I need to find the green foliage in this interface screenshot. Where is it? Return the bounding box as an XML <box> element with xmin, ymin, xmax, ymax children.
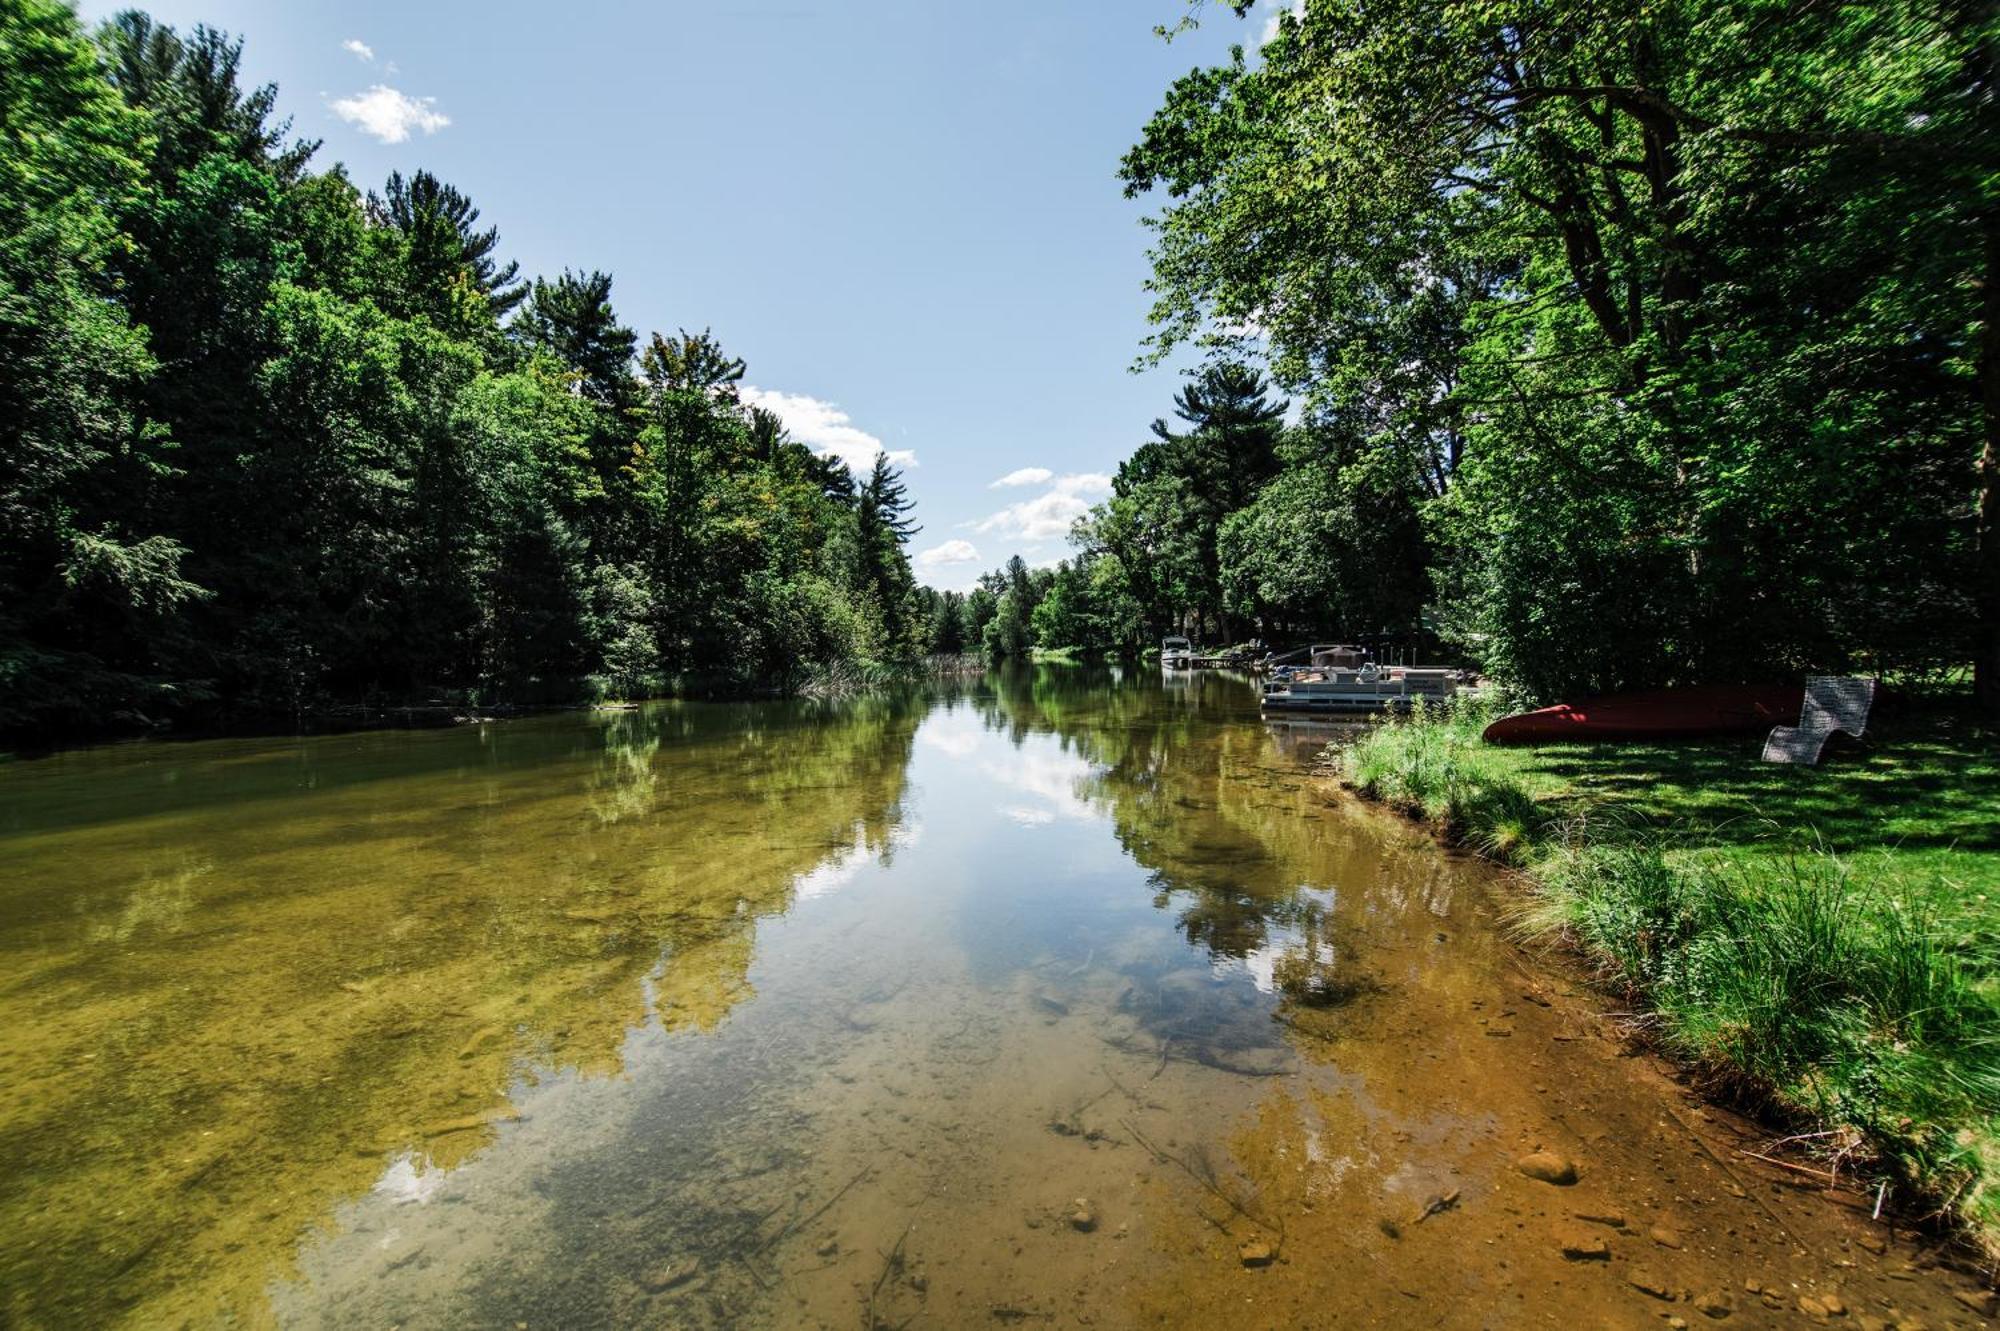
<box><xmin>1121</xmin><ymin>0</ymin><xmax>1991</xmax><ymax>700</ymax></box>
<box><xmin>1217</xmin><ymin>448</ymin><xmax>1428</xmax><ymax>642</ymax></box>
<box><xmin>1343</xmin><ymin>694</ymin><xmax>1546</xmax><ymax>858</ymax></box>
<box><xmin>0</xmin><ymin>0</ymin><xmax>194</xmax><ymax>732</ymax></box>
<box><xmin>0</xmin><ymin>5</ymin><xmax>918</xmax><ymax>737</ymax></box>
<box><xmin>1083</xmin><ymin>362</ymin><xmax>1286</xmax><ymax>645</ymax></box>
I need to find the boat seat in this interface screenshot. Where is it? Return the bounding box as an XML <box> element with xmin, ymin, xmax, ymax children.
<box><xmin>1761</xmin><ymin>676</ymin><xmax>1875</xmax><ymax>766</ymax></box>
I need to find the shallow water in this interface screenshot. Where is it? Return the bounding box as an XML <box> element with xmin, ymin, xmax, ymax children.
<box><xmin>0</xmin><ymin>667</ymin><xmax>1980</xmax><ymax>1328</ymax></box>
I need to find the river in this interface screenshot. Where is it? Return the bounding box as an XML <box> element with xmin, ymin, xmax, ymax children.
<box><xmin>0</xmin><ymin>667</ymin><xmax>1978</xmax><ymax>1327</ymax></box>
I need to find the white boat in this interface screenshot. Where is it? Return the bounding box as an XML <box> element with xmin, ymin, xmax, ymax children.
<box><xmin>1160</xmin><ymin>636</ymin><xmax>1193</xmax><ymax>670</ymax></box>
<box><xmin>1260</xmin><ymin>654</ymin><xmax>1456</xmax><ymax>714</ymax></box>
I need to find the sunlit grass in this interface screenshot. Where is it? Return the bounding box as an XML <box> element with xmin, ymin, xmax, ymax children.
<box><xmin>1338</xmin><ymin>690</ymin><xmax>2000</xmax><ymax>1249</ymax></box>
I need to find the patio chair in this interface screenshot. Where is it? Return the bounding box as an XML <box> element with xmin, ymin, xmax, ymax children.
<box><xmin>1762</xmin><ymin>675</ymin><xmax>1876</xmax><ymax>766</ymax></box>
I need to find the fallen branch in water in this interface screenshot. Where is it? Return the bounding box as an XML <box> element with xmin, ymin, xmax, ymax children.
<box><xmin>1121</xmin><ymin>1117</ymin><xmax>1281</xmax><ymax>1239</ymax></box>
<box><xmin>759</xmin><ymin>1166</ymin><xmax>872</xmax><ymax>1255</ymax></box>
<box><xmin>1737</xmin><ymin>1149</ymin><xmax>1843</xmax><ymax>1183</ymax></box>
<box><xmin>863</xmin><ymin>1224</ymin><xmax>912</xmax><ymax>1330</ymax></box>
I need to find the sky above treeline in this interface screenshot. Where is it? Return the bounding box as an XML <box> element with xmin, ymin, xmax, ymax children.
<box><xmin>77</xmin><ymin>0</ymin><xmax>1302</xmax><ymax>590</ymax></box>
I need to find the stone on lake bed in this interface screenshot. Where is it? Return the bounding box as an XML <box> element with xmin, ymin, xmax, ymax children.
<box><xmin>1649</xmin><ymin>1224</ymin><xmax>1683</xmax><ymax>1249</ymax></box>
<box><xmin>1627</xmin><ymin>1266</ymin><xmax>1674</xmax><ymax>1300</ymax></box>
<box><xmin>1955</xmin><ymin>1287</ymin><xmax>1999</xmax><ymax>1316</ymax></box>
<box><xmin>640</xmin><ymin>1257</ymin><xmax>701</xmax><ymax>1293</ymax></box>
<box><xmin>1554</xmin><ymin>1228</ymin><xmax>1609</xmax><ymax>1261</ymax></box>
<box><xmin>1069</xmin><ymin>1199</ymin><xmax>1096</xmax><ymax>1232</ymax></box>
<box><xmin>1516</xmin><ymin>1151</ymin><xmax>1578</xmax><ymax>1185</ymax></box>
<box><xmin>1692</xmin><ymin>1288</ymin><xmax>1733</xmax><ymax>1318</ymax></box>
<box><xmin>1238</xmin><ymin>1239</ymin><xmax>1275</xmax><ymax>1267</ymax></box>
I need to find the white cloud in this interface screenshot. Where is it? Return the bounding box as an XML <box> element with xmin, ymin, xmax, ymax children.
<box><xmin>342</xmin><ymin>38</ymin><xmax>375</xmax><ymax>62</ymax></box>
<box><xmin>972</xmin><ymin>473</ymin><xmax>1112</xmax><ymax>543</ymax></box>
<box><xmin>330</xmin><ymin>85</ymin><xmax>449</xmax><ymax>143</ymax></box>
<box><xmin>739</xmin><ymin>385</ymin><xmax>914</xmax><ymax>476</ymax></box>
<box><xmin>914</xmin><ymin>539</ymin><xmax>979</xmax><ymax>572</ymax></box>
<box><xmin>918</xmin><ymin>719</ymin><xmax>981</xmax><ymax>759</ymax></box>
<box><xmin>1259</xmin><ymin>0</ymin><xmax>1306</xmax><ymax>45</ymax></box>
<box><xmin>980</xmin><ymin>748</ymin><xmax>1102</xmax><ymax>824</ymax></box>
<box><xmin>990</xmin><ymin>466</ymin><xmax>1053</xmax><ymax>489</ymax></box>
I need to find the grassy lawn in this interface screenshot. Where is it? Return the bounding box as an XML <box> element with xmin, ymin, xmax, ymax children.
<box><xmin>1485</xmin><ymin>704</ymin><xmax>2000</xmax><ymax>927</ymax></box>
<box><xmin>1340</xmin><ymin>690</ymin><xmax>2000</xmax><ymax>1248</ymax></box>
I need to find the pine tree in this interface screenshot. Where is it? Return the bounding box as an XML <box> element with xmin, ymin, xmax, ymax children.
<box><xmin>513</xmin><ymin>270</ymin><xmax>637</xmax><ymax>406</ymax></box>
<box><xmin>369</xmin><ymin>170</ymin><xmax>525</xmax><ymax>323</ymax></box>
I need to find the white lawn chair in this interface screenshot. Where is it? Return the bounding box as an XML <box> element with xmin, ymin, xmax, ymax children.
<box><xmin>1762</xmin><ymin>676</ymin><xmax>1876</xmax><ymax>766</ymax></box>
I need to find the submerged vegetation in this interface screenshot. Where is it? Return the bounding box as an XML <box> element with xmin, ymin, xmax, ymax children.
<box><xmin>1342</xmin><ymin>696</ymin><xmax>2000</xmax><ymax>1246</ymax></box>
<box><xmin>0</xmin><ymin>1</ymin><xmax>931</xmax><ymax>742</ymax></box>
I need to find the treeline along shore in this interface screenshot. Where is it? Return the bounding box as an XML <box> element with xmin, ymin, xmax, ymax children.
<box><xmin>2</xmin><ymin>2</ymin><xmax>943</xmax><ymax>744</ymax></box>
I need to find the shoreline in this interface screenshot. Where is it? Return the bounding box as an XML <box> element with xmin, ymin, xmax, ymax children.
<box><xmin>0</xmin><ymin>656</ymin><xmax>990</xmax><ymax>761</ymax></box>
<box><xmin>1325</xmin><ymin>695</ymin><xmax>2000</xmax><ymax>1268</ymax></box>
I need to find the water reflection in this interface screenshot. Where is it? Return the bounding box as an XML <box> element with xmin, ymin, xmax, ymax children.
<box><xmin>0</xmin><ymin>695</ymin><xmax>918</xmax><ymax>1328</ymax></box>
<box><xmin>2</xmin><ymin>666</ymin><xmax>1481</xmax><ymax>1329</ymax></box>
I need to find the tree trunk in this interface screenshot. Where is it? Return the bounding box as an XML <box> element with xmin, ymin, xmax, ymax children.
<box><xmin>1978</xmin><ymin>208</ymin><xmax>2000</xmax><ymax>718</ymax></box>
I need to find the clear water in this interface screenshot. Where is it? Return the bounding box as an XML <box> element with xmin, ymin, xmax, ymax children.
<box><xmin>0</xmin><ymin>666</ymin><xmax>1958</xmax><ymax>1328</ymax></box>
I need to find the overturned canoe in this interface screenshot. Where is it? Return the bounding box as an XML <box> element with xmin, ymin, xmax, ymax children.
<box><xmin>1482</xmin><ymin>683</ymin><xmax>1805</xmax><ymax>745</ymax></box>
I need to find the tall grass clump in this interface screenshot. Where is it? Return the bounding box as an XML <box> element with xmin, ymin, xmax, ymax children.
<box><xmin>800</xmin><ymin>653</ymin><xmax>985</xmax><ymax>697</ymax></box>
<box><xmin>1340</xmin><ymin>693</ymin><xmax>1547</xmax><ymax>859</ymax></box>
<box><xmin>1525</xmin><ymin>837</ymin><xmax>2000</xmax><ymax>1235</ymax></box>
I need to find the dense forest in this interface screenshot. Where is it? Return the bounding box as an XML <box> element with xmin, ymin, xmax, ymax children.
<box><xmin>969</xmin><ymin>1</ymin><xmax>1994</xmax><ymax>710</ymax></box>
<box><xmin>0</xmin><ymin>1</ymin><xmax>926</xmax><ymax>739</ymax></box>
<box><xmin>8</xmin><ymin>0</ymin><xmax>1994</xmax><ymax>737</ymax></box>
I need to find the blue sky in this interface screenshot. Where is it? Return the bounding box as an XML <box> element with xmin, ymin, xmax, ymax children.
<box><xmin>79</xmin><ymin>0</ymin><xmax>1295</xmax><ymax>589</ymax></box>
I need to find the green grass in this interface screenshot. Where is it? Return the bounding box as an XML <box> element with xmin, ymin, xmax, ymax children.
<box><xmin>1341</xmin><ymin>690</ymin><xmax>2000</xmax><ymax>1248</ymax></box>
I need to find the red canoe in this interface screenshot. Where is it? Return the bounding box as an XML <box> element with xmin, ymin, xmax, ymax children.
<box><xmin>1482</xmin><ymin>684</ymin><xmax>1805</xmax><ymax>745</ymax></box>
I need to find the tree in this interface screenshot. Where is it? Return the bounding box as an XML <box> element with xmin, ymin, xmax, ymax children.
<box><xmin>512</xmin><ymin>269</ymin><xmax>637</xmax><ymax>407</ymax></box>
<box><xmin>95</xmin><ymin>10</ymin><xmax>315</xmax><ymax>182</ymax></box>
<box><xmin>641</xmin><ymin>327</ymin><xmax>745</xmax><ymax>400</ymax></box>
<box><xmin>928</xmin><ymin>589</ymin><xmax>967</xmax><ymax>654</ymax></box>
<box><xmin>1086</xmin><ymin>363</ymin><xmax>1286</xmax><ymax>644</ymax></box>
<box><xmin>1124</xmin><ymin>1</ymin><xmax>1988</xmax><ymax>700</ymax></box>
<box><xmin>0</xmin><ymin>0</ymin><xmax>203</xmax><ymax>731</ymax></box>
<box><xmin>369</xmin><ymin>169</ymin><xmax>525</xmax><ymax>327</ymax></box>
<box><xmin>857</xmin><ymin>454</ymin><xmax>920</xmax><ymax>646</ymax></box>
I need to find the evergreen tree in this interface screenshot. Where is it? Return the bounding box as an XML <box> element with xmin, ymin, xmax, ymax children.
<box><xmin>369</xmin><ymin>169</ymin><xmax>525</xmax><ymax>326</ymax></box>
<box><xmin>857</xmin><ymin>454</ymin><xmax>920</xmax><ymax>645</ymax></box>
<box><xmin>512</xmin><ymin>269</ymin><xmax>637</xmax><ymax>406</ymax></box>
